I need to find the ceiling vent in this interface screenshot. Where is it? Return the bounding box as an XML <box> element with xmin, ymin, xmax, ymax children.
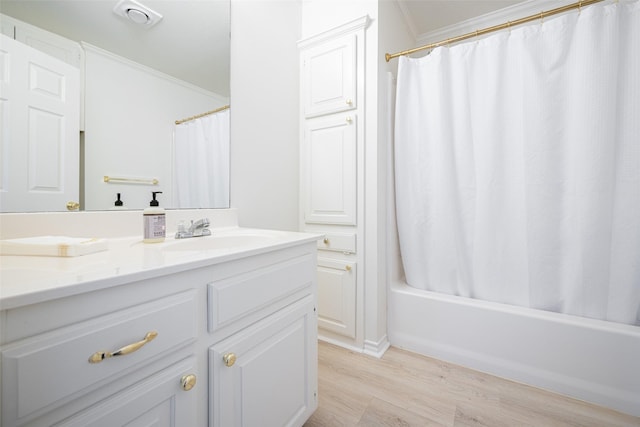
<box><xmin>113</xmin><ymin>0</ymin><xmax>163</xmax><ymax>28</ymax></box>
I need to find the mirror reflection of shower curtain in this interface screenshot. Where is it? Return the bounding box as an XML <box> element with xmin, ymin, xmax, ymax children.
<box><xmin>173</xmin><ymin>108</ymin><xmax>230</xmax><ymax>208</ymax></box>
<box><xmin>394</xmin><ymin>1</ymin><xmax>640</xmax><ymax>325</ymax></box>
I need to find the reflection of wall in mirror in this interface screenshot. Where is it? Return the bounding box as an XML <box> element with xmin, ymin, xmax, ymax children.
<box><xmin>83</xmin><ymin>44</ymin><xmax>228</xmax><ymax>211</ymax></box>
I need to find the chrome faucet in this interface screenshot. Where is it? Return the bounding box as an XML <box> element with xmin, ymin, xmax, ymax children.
<box><xmin>175</xmin><ymin>218</ymin><xmax>211</xmax><ymax>239</ymax></box>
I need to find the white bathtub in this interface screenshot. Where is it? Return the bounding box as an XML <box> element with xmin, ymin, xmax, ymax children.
<box><xmin>383</xmin><ymin>70</ymin><xmax>640</xmax><ymax>418</ymax></box>
<box><xmin>388</xmin><ymin>279</ymin><xmax>640</xmax><ymax>417</ymax></box>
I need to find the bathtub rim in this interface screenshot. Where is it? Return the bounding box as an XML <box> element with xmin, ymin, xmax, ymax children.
<box><xmin>390</xmin><ymin>280</ymin><xmax>640</xmax><ymax>335</ymax></box>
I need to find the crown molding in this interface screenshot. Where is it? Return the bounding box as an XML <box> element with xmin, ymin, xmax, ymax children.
<box><xmin>415</xmin><ymin>0</ymin><xmax>579</xmax><ymax>46</ymax></box>
<box><xmin>298</xmin><ymin>15</ymin><xmax>371</xmax><ymax>49</ymax></box>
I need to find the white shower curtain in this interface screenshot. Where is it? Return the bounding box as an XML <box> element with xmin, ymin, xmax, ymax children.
<box><xmin>394</xmin><ymin>1</ymin><xmax>640</xmax><ymax>325</ymax></box>
<box><xmin>174</xmin><ymin>108</ymin><xmax>230</xmax><ymax>208</ymax></box>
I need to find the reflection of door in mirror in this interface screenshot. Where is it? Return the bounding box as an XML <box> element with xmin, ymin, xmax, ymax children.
<box><xmin>0</xmin><ymin>34</ymin><xmax>80</xmax><ymax>212</ymax></box>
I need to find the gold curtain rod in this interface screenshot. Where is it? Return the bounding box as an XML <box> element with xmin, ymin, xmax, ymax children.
<box><xmin>175</xmin><ymin>104</ymin><xmax>230</xmax><ymax>125</ymax></box>
<box><xmin>385</xmin><ymin>0</ymin><xmax>605</xmax><ymax>62</ymax></box>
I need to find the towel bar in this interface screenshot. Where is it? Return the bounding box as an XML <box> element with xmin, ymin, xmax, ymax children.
<box><xmin>103</xmin><ymin>176</ymin><xmax>159</xmax><ymax>185</ymax></box>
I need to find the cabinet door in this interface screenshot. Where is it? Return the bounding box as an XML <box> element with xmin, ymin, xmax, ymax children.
<box><xmin>209</xmin><ymin>297</ymin><xmax>317</xmax><ymax>427</ymax></box>
<box><xmin>302</xmin><ymin>34</ymin><xmax>356</xmax><ymax>118</ymax></box>
<box><xmin>317</xmin><ymin>257</ymin><xmax>356</xmax><ymax>339</ymax></box>
<box><xmin>303</xmin><ymin>113</ymin><xmax>357</xmax><ymax>225</ymax></box>
<box><xmin>56</xmin><ymin>356</ymin><xmax>197</xmax><ymax>427</ymax></box>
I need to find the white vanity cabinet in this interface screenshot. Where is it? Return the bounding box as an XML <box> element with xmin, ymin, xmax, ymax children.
<box><xmin>1</xmin><ymin>277</ymin><xmax>199</xmax><ymax>427</ymax></box>
<box><xmin>0</xmin><ymin>235</ymin><xmax>318</xmax><ymax>427</ymax></box>
<box><xmin>206</xmin><ymin>247</ymin><xmax>318</xmax><ymax>427</ymax></box>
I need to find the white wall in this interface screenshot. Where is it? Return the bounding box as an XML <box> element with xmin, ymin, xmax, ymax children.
<box><xmin>83</xmin><ymin>45</ymin><xmax>227</xmax><ymax>211</ymax></box>
<box><xmin>229</xmin><ymin>0</ymin><xmax>302</xmax><ymax>231</ymax></box>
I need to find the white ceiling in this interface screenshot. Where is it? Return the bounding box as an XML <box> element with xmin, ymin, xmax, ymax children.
<box><xmin>0</xmin><ymin>0</ymin><xmax>230</xmax><ymax>96</ymax></box>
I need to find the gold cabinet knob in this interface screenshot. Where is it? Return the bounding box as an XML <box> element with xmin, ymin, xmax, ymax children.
<box><xmin>66</xmin><ymin>201</ymin><xmax>80</xmax><ymax>211</ymax></box>
<box><xmin>346</xmin><ymin>116</ymin><xmax>353</xmax><ymax>123</ymax></box>
<box><xmin>323</xmin><ymin>237</ymin><xmax>330</xmax><ymax>245</ymax></box>
<box><xmin>345</xmin><ymin>265</ymin><xmax>352</xmax><ymax>272</ymax></box>
<box><xmin>346</xmin><ymin>99</ymin><xmax>353</xmax><ymax>105</ymax></box>
<box><xmin>181</xmin><ymin>374</ymin><xmax>197</xmax><ymax>391</ymax></box>
<box><xmin>223</xmin><ymin>352</ymin><xmax>236</xmax><ymax>367</ymax></box>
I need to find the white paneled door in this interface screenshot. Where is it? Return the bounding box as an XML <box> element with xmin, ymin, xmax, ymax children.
<box><xmin>303</xmin><ymin>113</ymin><xmax>357</xmax><ymax>225</ymax></box>
<box><xmin>301</xmin><ymin>33</ymin><xmax>356</xmax><ymax>118</ymax></box>
<box><xmin>0</xmin><ymin>34</ymin><xmax>79</xmax><ymax>212</ymax></box>
<box><xmin>317</xmin><ymin>257</ymin><xmax>356</xmax><ymax>338</ymax></box>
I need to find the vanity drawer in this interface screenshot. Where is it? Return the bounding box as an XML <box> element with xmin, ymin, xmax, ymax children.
<box><xmin>1</xmin><ymin>290</ymin><xmax>197</xmax><ymax>423</ymax></box>
<box><xmin>316</xmin><ymin>232</ymin><xmax>356</xmax><ymax>254</ymax></box>
<box><xmin>208</xmin><ymin>254</ymin><xmax>315</xmax><ymax>334</ymax></box>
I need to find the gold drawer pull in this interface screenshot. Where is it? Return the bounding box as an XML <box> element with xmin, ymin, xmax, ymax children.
<box><xmin>346</xmin><ymin>116</ymin><xmax>353</xmax><ymax>123</ymax></box>
<box><xmin>88</xmin><ymin>331</ymin><xmax>158</xmax><ymax>364</ymax></box>
<box><xmin>346</xmin><ymin>99</ymin><xmax>353</xmax><ymax>105</ymax></box>
<box><xmin>345</xmin><ymin>265</ymin><xmax>352</xmax><ymax>272</ymax></box>
<box><xmin>323</xmin><ymin>237</ymin><xmax>330</xmax><ymax>245</ymax></box>
<box><xmin>223</xmin><ymin>352</ymin><xmax>237</xmax><ymax>367</ymax></box>
<box><xmin>181</xmin><ymin>374</ymin><xmax>197</xmax><ymax>391</ymax></box>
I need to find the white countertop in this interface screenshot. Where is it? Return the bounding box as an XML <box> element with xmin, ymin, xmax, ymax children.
<box><xmin>0</xmin><ymin>227</ymin><xmax>320</xmax><ymax>310</ymax></box>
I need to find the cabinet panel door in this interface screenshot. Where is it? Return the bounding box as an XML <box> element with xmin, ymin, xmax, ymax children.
<box><xmin>317</xmin><ymin>257</ymin><xmax>356</xmax><ymax>338</ymax></box>
<box><xmin>302</xmin><ymin>34</ymin><xmax>356</xmax><ymax>118</ymax></box>
<box><xmin>55</xmin><ymin>357</ymin><xmax>197</xmax><ymax>427</ymax></box>
<box><xmin>303</xmin><ymin>114</ymin><xmax>356</xmax><ymax>225</ymax></box>
<box><xmin>210</xmin><ymin>297</ymin><xmax>317</xmax><ymax>427</ymax></box>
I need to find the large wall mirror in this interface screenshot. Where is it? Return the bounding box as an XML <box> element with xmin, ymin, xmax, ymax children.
<box><xmin>0</xmin><ymin>0</ymin><xmax>230</xmax><ymax>212</ymax></box>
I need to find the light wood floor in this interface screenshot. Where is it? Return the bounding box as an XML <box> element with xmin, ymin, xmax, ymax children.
<box><xmin>305</xmin><ymin>341</ymin><xmax>640</xmax><ymax>427</ymax></box>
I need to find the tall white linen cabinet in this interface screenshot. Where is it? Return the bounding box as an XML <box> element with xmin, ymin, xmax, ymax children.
<box><xmin>299</xmin><ymin>16</ymin><xmax>387</xmax><ymax>354</ymax></box>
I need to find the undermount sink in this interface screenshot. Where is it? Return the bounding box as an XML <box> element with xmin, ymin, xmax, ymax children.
<box><xmin>161</xmin><ymin>233</ymin><xmax>279</xmax><ymax>252</ymax></box>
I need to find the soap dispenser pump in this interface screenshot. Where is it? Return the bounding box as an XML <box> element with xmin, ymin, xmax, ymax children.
<box><xmin>143</xmin><ymin>191</ymin><xmax>165</xmax><ymax>243</ymax></box>
<box><xmin>112</xmin><ymin>193</ymin><xmax>124</xmax><ymax>209</ymax></box>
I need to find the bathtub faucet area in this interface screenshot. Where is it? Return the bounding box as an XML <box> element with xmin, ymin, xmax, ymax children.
<box><xmin>175</xmin><ymin>218</ymin><xmax>211</xmax><ymax>239</ymax></box>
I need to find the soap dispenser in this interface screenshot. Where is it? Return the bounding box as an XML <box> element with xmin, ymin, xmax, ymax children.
<box><xmin>143</xmin><ymin>191</ymin><xmax>165</xmax><ymax>243</ymax></box>
<box><xmin>112</xmin><ymin>193</ymin><xmax>124</xmax><ymax>210</ymax></box>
